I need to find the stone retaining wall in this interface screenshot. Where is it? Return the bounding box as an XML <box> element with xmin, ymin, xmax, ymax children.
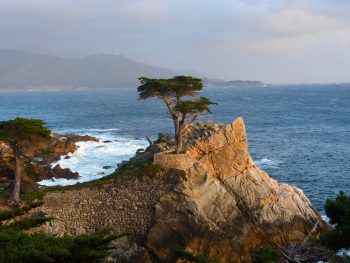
<box><xmin>154</xmin><ymin>152</ymin><xmax>195</xmax><ymax>171</ymax></box>
<box><xmin>31</xmin><ymin>174</ymin><xmax>179</xmax><ymax>241</ymax></box>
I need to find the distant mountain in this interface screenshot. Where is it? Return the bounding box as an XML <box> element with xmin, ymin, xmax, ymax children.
<box><xmin>0</xmin><ymin>50</ymin><xmax>201</xmax><ymax>91</ymax></box>
<box><xmin>203</xmin><ymin>78</ymin><xmax>266</xmax><ymax>87</ymax></box>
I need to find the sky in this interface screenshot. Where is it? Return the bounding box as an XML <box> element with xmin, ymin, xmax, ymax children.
<box><xmin>0</xmin><ymin>0</ymin><xmax>350</xmax><ymax>83</ymax></box>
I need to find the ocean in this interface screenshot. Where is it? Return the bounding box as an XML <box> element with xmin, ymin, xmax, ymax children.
<box><xmin>1</xmin><ymin>84</ymin><xmax>349</xmax><ymax>210</ymax></box>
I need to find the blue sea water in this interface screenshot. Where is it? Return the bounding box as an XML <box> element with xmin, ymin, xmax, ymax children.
<box><xmin>1</xmin><ymin>84</ymin><xmax>349</xmax><ymax>210</ymax></box>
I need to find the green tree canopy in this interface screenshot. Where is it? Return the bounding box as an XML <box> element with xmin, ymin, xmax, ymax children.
<box><xmin>138</xmin><ymin>76</ymin><xmax>216</xmax><ymax>153</ymax></box>
<box><xmin>321</xmin><ymin>191</ymin><xmax>350</xmax><ymax>250</ymax></box>
<box><xmin>138</xmin><ymin>76</ymin><xmax>202</xmax><ymax>100</ymax></box>
<box><xmin>0</xmin><ymin>117</ymin><xmax>51</xmax><ymax>204</ymax></box>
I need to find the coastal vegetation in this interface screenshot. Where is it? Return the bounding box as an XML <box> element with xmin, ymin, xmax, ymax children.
<box><xmin>251</xmin><ymin>246</ymin><xmax>281</xmax><ymax>263</ymax></box>
<box><xmin>137</xmin><ymin>76</ymin><xmax>216</xmax><ymax>153</ymax></box>
<box><xmin>0</xmin><ymin>118</ymin><xmax>51</xmax><ymax>204</ymax></box>
<box><xmin>321</xmin><ymin>191</ymin><xmax>350</xmax><ymax>250</ymax></box>
<box><xmin>0</xmin><ymin>224</ymin><xmax>121</xmax><ymax>262</ymax></box>
<box><xmin>0</xmin><ymin>114</ymin><xmax>349</xmax><ymax>262</ymax></box>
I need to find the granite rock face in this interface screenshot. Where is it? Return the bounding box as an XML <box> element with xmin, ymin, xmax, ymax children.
<box><xmin>25</xmin><ymin>118</ymin><xmax>328</xmax><ymax>262</ymax></box>
<box><xmin>148</xmin><ymin>117</ymin><xmax>328</xmax><ymax>262</ymax></box>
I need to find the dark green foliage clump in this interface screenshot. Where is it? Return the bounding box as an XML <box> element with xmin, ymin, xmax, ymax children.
<box><xmin>0</xmin><ymin>216</ymin><xmax>52</xmax><ymax>231</ymax></box>
<box><xmin>251</xmin><ymin>246</ymin><xmax>281</xmax><ymax>263</ymax></box>
<box><xmin>138</xmin><ymin>163</ymin><xmax>163</xmax><ymax>178</ymax></box>
<box><xmin>0</xmin><ymin>118</ymin><xmax>51</xmax><ymax>145</ymax></box>
<box><xmin>325</xmin><ymin>191</ymin><xmax>350</xmax><ymax>225</ymax></box>
<box><xmin>0</xmin><ymin>185</ymin><xmax>123</xmax><ymax>262</ymax></box>
<box><xmin>0</xmin><ymin>205</ymin><xmax>120</xmax><ymax>263</ymax></box>
<box><xmin>175</xmin><ymin>249</ymin><xmax>218</xmax><ymax>263</ymax></box>
<box><xmin>0</xmin><ymin>117</ymin><xmax>52</xmax><ymax>204</ymax></box>
<box><xmin>321</xmin><ymin>191</ymin><xmax>350</xmax><ymax>250</ymax></box>
<box><xmin>138</xmin><ymin>76</ymin><xmax>216</xmax><ymax>154</ymax></box>
<box><xmin>0</xmin><ymin>201</ymin><xmax>44</xmax><ymax>221</ymax></box>
<box><xmin>115</xmin><ymin>158</ymin><xmax>164</xmax><ymax>179</ymax></box>
<box><xmin>0</xmin><ymin>227</ymin><xmax>120</xmax><ymax>263</ymax></box>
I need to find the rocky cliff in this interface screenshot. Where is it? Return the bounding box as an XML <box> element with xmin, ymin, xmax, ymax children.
<box><xmin>148</xmin><ymin>117</ymin><xmax>328</xmax><ymax>262</ymax></box>
<box><xmin>27</xmin><ymin>118</ymin><xmax>328</xmax><ymax>262</ymax></box>
<box><xmin>0</xmin><ymin>133</ymin><xmax>97</xmax><ymax>195</ymax></box>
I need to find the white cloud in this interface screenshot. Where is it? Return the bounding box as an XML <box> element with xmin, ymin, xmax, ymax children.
<box><xmin>0</xmin><ymin>0</ymin><xmax>350</xmax><ymax>82</ymax></box>
<box><xmin>260</xmin><ymin>9</ymin><xmax>338</xmax><ymax>35</ymax></box>
<box><xmin>238</xmin><ymin>8</ymin><xmax>350</xmax><ymax>55</ymax></box>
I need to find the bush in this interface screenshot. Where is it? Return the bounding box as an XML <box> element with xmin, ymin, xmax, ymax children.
<box><xmin>0</xmin><ymin>202</ymin><xmax>124</xmax><ymax>262</ymax></box>
<box><xmin>139</xmin><ymin>163</ymin><xmax>163</xmax><ymax>178</ymax></box>
<box><xmin>0</xmin><ymin>226</ymin><xmax>121</xmax><ymax>263</ymax></box>
<box><xmin>0</xmin><ymin>201</ymin><xmax>44</xmax><ymax>221</ymax></box>
<box><xmin>251</xmin><ymin>246</ymin><xmax>281</xmax><ymax>263</ymax></box>
<box><xmin>175</xmin><ymin>249</ymin><xmax>218</xmax><ymax>263</ymax></box>
<box><xmin>325</xmin><ymin>191</ymin><xmax>350</xmax><ymax>225</ymax></box>
<box><xmin>0</xmin><ymin>216</ymin><xmax>51</xmax><ymax>231</ymax></box>
<box><xmin>321</xmin><ymin>191</ymin><xmax>350</xmax><ymax>250</ymax></box>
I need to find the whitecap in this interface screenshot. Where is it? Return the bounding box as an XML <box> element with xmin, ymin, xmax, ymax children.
<box><xmin>38</xmin><ymin>135</ymin><xmax>149</xmax><ymax>186</ymax></box>
<box><xmin>254</xmin><ymin>157</ymin><xmax>282</xmax><ymax>168</ymax></box>
<box><xmin>337</xmin><ymin>248</ymin><xmax>350</xmax><ymax>257</ymax></box>
<box><xmin>86</xmin><ymin>128</ymin><xmax>121</xmax><ymax>132</ymax></box>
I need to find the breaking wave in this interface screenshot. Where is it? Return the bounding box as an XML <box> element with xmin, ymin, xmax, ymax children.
<box><xmin>38</xmin><ymin>132</ymin><xmax>148</xmax><ymax>186</ymax></box>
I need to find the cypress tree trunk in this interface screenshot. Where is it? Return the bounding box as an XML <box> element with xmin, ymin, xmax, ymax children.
<box><xmin>174</xmin><ymin>119</ymin><xmax>180</xmax><ymax>154</ymax></box>
<box><xmin>177</xmin><ymin>132</ymin><xmax>183</xmax><ymax>154</ymax></box>
<box><xmin>175</xmin><ymin>125</ymin><xmax>183</xmax><ymax>154</ymax></box>
<box><xmin>10</xmin><ymin>154</ymin><xmax>22</xmax><ymax>205</ymax></box>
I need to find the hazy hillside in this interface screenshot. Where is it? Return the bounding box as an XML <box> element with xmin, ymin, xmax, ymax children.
<box><xmin>0</xmin><ymin>50</ymin><xmax>200</xmax><ymax>90</ymax></box>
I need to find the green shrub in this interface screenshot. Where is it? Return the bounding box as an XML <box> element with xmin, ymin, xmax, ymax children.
<box><xmin>325</xmin><ymin>191</ymin><xmax>350</xmax><ymax>225</ymax></box>
<box><xmin>0</xmin><ymin>216</ymin><xmax>51</xmax><ymax>231</ymax></box>
<box><xmin>139</xmin><ymin>163</ymin><xmax>163</xmax><ymax>178</ymax></box>
<box><xmin>251</xmin><ymin>246</ymin><xmax>281</xmax><ymax>263</ymax></box>
<box><xmin>321</xmin><ymin>191</ymin><xmax>350</xmax><ymax>250</ymax></box>
<box><xmin>116</xmin><ymin>159</ymin><xmax>164</xmax><ymax>179</ymax></box>
<box><xmin>175</xmin><ymin>249</ymin><xmax>218</xmax><ymax>263</ymax></box>
<box><xmin>0</xmin><ymin>201</ymin><xmax>44</xmax><ymax>221</ymax></box>
<box><xmin>0</xmin><ymin>226</ymin><xmax>121</xmax><ymax>263</ymax></box>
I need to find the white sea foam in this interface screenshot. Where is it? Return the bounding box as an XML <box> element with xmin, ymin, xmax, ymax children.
<box><xmin>254</xmin><ymin>157</ymin><xmax>282</xmax><ymax>168</ymax></box>
<box><xmin>55</xmin><ymin>128</ymin><xmax>121</xmax><ymax>134</ymax></box>
<box><xmin>38</xmin><ymin>133</ymin><xmax>148</xmax><ymax>186</ymax></box>
<box><xmin>86</xmin><ymin>128</ymin><xmax>121</xmax><ymax>132</ymax></box>
<box><xmin>337</xmin><ymin>248</ymin><xmax>350</xmax><ymax>257</ymax></box>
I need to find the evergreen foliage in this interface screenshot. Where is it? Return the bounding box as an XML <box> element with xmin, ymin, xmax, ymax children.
<box><xmin>0</xmin><ymin>118</ymin><xmax>51</xmax><ymax>146</ymax></box>
<box><xmin>251</xmin><ymin>246</ymin><xmax>281</xmax><ymax>263</ymax></box>
<box><xmin>0</xmin><ymin>227</ymin><xmax>120</xmax><ymax>263</ymax></box>
<box><xmin>175</xmin><ymin>249</ymin><xmax>218</xmax><ymax>263</ymax></box>
<box><xmin>321</xmin><ymin>191</ymin><xmax>350</xmax><ymax>250</ymax></box>
<box><xmin>138</xmin><ymin>76</ymin><xmax>216</xmax><ymax>153</ymax></box>
<box><xmin>0</xmin><ymin>117</ymin><xmax>51</xmax><ymax>204</ymax></box>
<box><xmin>0</xmin><ymin>201</ymin><xmax>44</xmax><ymax>221</ymax></box>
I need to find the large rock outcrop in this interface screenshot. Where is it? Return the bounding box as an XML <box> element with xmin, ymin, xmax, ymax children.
<box><xmin>147</xmin><ymin>117</ymin><xmax>328</xmax><ymax>262</ymax></box>
<box><xmin>26</xmin><ymin>118</ymin><xmax>328</xmax><ymax>262</ymax></box>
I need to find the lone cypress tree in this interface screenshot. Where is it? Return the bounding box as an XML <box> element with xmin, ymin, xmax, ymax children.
<box><xmin>138</xmin><ymin>76</ymin><xmax>216</xmax><ymax>153</ymax></box>
<box><xmin>0</xmin><ymin>118</ymin><xmax>51</xmax><ymax>204</ymax></box>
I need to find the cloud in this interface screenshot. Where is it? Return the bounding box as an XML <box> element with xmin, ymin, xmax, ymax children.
<box><xmin>0</xmin><ymin>0</ymin><xmax>350</xmax><ymax>83</ymax></box>
<box><xmin>243</xmin><ymin>9</ymin><xmax>350</xmax><ymax>54</ymax></box>
<box><xmin>259</xmin><ymin>9</ymin><xmax>338</xmax><ymax>35</ymax></box>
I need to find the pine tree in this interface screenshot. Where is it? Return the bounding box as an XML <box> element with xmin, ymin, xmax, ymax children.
<box><xmin>0</xmin><ymin>118</ymin><xmax>51</xmax><ymax>204</ymax></box>
<box><xmin>138</xmin><ymin>76</ymin><xmax>216</xmax><ymax>153</ymax></box>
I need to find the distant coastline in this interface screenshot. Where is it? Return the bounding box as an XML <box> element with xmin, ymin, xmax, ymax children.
<box><xmin>203</xmin><ymin>78</ymin><xmax>267</xmax><ymax>87</ymax></box>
